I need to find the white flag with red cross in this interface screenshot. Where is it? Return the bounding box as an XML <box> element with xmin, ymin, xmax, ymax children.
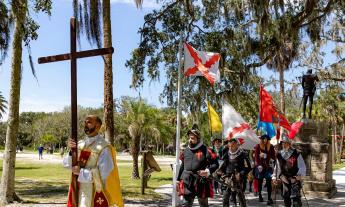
<box><xmin>222</xmin><ymin>101</ymin><xmax>260</xmax><ymax>150</ymax></box>
<box><xmin>183</xmin><ymin>43</ymin><xmax>220</xmax><ymax>86</ymax></box>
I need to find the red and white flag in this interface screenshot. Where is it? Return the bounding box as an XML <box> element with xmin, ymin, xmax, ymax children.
<box><xmin>222</xmin><ymin>101</ymin><xmax>260</xmax><ymax>150</ymax></box>
<box><xmin>184</xmin><ymin>43</ymin><xmax>220</xmax><ymax>86</ymax></box>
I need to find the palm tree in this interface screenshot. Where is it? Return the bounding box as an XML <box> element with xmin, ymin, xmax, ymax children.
<box><xmin>72</xmin><ymin>0</ymin><xmax>144</xmax><ymax>145</ymax></box>
<box><xmin>0</xmin><ymin>0</ymin><xmax>52</xmax><ymax>204</ymax></box>
<box><xmin>0</xmin><ymin>92</ymin><xmax>7</xmax><ymax>120</ymax></box>
<box><xmin>121</xmin><ymin>98</ymin><xmax>162</xmax><ymax>179</ymax></box>
<box><xmin>266</xmin><ymin>38</ymin><xmax>297</xmax><ymax>113</ymax></box>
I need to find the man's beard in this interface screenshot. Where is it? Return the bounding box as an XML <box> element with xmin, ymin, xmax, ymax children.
<box><xmin>84</xmin><ymin>126</ymin><xmax>96</xmax><ymax>135</ymax></box>
<box><xmin>189</xmin><ymin>139</ymin><xmax>198</xmax><ymax>148</ymax></box>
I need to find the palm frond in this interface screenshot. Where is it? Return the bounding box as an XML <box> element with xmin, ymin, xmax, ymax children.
<box><xmin>73</xmin><ymin>0</ymin><xmax>102</xmax><ymax>48</ymax></box>
<box><xmin>0</xmin><ymin>91</ymin><xmax>7</xmax><ymax>119</ymax></box>
<box><xmin>0</xmin><ymin>1</ymin><xmax>11</xmax><ymax>65</ymax></box>
<box><xmin>134</xmin><ymin>0</ymin><xmax>143</xmax><ymax>9</ymax></box>
<box><xmin>128</xmin><ymin>123</ymin><xmax>140</xmax><ymax>139</ymax></box>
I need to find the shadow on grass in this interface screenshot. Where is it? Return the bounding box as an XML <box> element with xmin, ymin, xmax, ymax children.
<box><xmin>122</xmin><ymin>186</ymin><xmax>164</xmax><ymax>201</ymax></box>
<box><xmin>0</xmin><ymin>166</ymin><xmax>41</xmax><ymax>171</ymax></box>
<box><xmin>15</xmin><ymin>180</ymin><xmax>68</xmax><ymax>203</ymax></box>
<box><xmin>151</xmin><ymin>177</ymin><xmax>172</xmax><ymax>182</ymax></box>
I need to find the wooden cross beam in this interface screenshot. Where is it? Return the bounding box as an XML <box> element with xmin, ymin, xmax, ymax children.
<box><xmin>37</xmin><ymin>17</ymin><xmax>114</xmax><ymax>207</ymax></box>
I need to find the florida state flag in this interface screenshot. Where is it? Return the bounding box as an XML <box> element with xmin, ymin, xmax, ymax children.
<box><xmin>184</xmin><ymin>43</ymin><xmax>220</xmax><ymax>86</ymax></box>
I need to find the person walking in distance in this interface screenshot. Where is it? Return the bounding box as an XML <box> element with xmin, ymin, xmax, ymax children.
<box><xmin>38</xmin><ymin>144</ymin><xmax>44</xmax><ymax>160</ymax></box>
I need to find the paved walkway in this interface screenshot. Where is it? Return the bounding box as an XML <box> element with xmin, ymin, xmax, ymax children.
<box><xmin>147</xmin><ymin>167</ymin><xmax>345</xmax><ymax>207</ymax></box>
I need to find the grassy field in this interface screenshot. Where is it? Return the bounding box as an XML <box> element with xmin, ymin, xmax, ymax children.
<box><xmin>333</xmin><ymin>162</ymin><xmax>345</xmax><ymax>171</ymax></box>
<box><xmin>0</xmin><ymin>159</ymin><xmax>172</xmax><ymax>204</ymax></box>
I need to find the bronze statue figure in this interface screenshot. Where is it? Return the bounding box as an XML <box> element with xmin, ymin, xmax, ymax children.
<box><xmin>302</xmin><ymin>69</ymin><xmax>319</xmax><ymax>119</ymax></box>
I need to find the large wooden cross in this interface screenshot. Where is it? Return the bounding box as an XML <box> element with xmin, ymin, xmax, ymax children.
<box><xmin>37</xmin><ymin>17</ymin><xmax>114</xmax><ymax>207</ymax></box>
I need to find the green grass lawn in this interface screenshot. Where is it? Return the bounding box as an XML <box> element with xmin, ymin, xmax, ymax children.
<box><xmin>0</xmin><ymin>160</ymin><xmax>172</xmax><ymax>203</ymax></box>
<box><xmin>333</xmin><ymin>162</ymin><xmax>345</xmax><ymax>171</ymax></box>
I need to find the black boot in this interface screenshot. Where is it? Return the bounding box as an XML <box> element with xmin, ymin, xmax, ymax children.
<box><xmin>259</xmin><ymin>193</ymin><xmax>264</xmax><ymax>202</ymax></box>
<box><xmin>267</xmin><ymin>198</ymin><xmax>273</xmax><ymax>205</ymax></box>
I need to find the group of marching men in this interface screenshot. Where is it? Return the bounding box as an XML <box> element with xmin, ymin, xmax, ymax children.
<box><xmin>176</xmin><ymin>125</ymin><xmax>306</xmax><ymax>207</ymax></box>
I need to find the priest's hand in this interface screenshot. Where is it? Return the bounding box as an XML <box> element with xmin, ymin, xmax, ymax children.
<box><xmin>296</xmin><ymin>175</ymin><xmax>302</xmax><ymax>181</ymax></box>
<box><xmin>68</xmin><ymin>138</ymin><xmax>77</xmax><ymax>149</ymax></box>
<box><xmin>72</xmin><ymin>165</ymin><xmax>80</xmax><ymax>175</ymax></box>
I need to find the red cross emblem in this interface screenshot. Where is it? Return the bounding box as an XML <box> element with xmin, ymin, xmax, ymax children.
<box><xmin>184</xmin><ymin>43</ymin><xmax>220</xmax><ymax>86</ymax></box>
<box><xmin>288</xmin><ymin>157</ymin><xmax>296</xmax><ymax>166</ymax></box>
<box><xmin>195</xmin><ymin>150</ymin><xmax>203</xmax><ymax>160</ymax></box>
<box><xmin>227</xmin><ymin>123</ymin><xmax>250</xmax><ymax>139</ymax></box>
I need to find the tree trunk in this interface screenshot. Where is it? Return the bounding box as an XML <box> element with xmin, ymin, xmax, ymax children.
<box><xmin>139</xmin><ymin>134</ymin><xmax>142</xmax><ymax>152</ymax></box>
<box><xmin>172</xmin><ymin>132</ymin><xmax>176</xmax><ymax>156</ymax></box>
<box><xmin>103</xmin><ymin>0</ymin><xmax>114</xmax><ymax>145</ymax></box>
<box><xmin>279</xmin><ymin>68</ymin><xmax>285</xmax><ymax>113</ymax></box>
<box><xmin>131</xmin><ymin>135</ymin><xmax>140</xmax><ymax>179</ymax></box>
<box><xmin>339</xmin><ymin>124</ymin><xmax>344</xmax><ymax>162</ymax></box>
<box><xmin>332</xmin><ymin>125</ymin><xmax>336</xmax><ymax>164</ymax></box>
<box><xmin>335</xmin><ymin>125</ymin><xmax>339</xmax><ymax>163</ymax></box>
<box><xmin>163</xmin><ymin>143</ymin><xmax>165</xmax><ymax>155</ymax></box>
<box><xmin>0</xmin><ymin>3</ymin><xmax>25</xmax><ymax>203</ymax></box>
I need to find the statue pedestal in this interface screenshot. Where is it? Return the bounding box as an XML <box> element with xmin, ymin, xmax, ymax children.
<box><xmin>293</xmin><ymin>120</ymin><xmax>337</xmax><ymax>198</ymax></box>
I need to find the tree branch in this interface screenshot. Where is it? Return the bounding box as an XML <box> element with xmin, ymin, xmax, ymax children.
<box><xmin>322</xmin><ymin>77</ymin><xmax>345</xmax><ymax>81</ymax></box>
<box><xmin>139</xmin><ymin>0</ymin><xmax>182</xmax><ymax>44</ymax></box>
<box><xmin>294</xmin><ymin>0</ymin><xmax>334</xmax><ymax>28</ymax></box>
<box><xmin>300</xmin><ymin>0</ymin><xmax>334</xmax><ymax>28</ymax></box>
<box><xmin>245</xmin><ymin>54</ymin><xmax>272</xmax><ymax>68</ymax></box>
<box><xmin>145</xmin><ymin>0</ymin><xmax>182</xmax><ymax>26</ymax></box>
<box><xmin>191</xmin><ymin>23</ymin><xmax>206</xmax><ymax>34</ymax></box>
<box><xmin>320</xmin><ymin>35</ymin><xmax>345</xmax><ymax>43</ymax></box>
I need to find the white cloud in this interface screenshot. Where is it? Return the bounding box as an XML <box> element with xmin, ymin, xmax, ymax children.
<box><xmin>110</xmin><ymin>0</ymin><xmax>160</xmax><ymax>9</ymax></box>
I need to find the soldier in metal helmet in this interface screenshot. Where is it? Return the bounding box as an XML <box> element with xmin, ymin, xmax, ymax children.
<box><xmin>215</xmin><ymin>138</ymin><xmax>251</xmax><ymax>207</ymax></box>
<box><xmin>176</xmin><ymin>124</ymin><xmax>219</xmax><ymax>207</ymax></box>
<box><xmin>273</xmin><ymin>134</ymin><xmax>306</xmax><ymax>207</ymax></box>
<box><xmin>302</xmin><ymin>69</ymin><xmax>319</xmax><ymax>119</ymax></box>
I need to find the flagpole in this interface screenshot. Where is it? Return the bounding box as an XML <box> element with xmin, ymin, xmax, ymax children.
<box><xmin>172</xmin><ymin>31</ymin><xmax>184</xmax><ymax>207</ymax></box>
<box><xmin>206</xmin><ymin>93</ymin><xmax>213</xmax><ymax>139</ymax></box>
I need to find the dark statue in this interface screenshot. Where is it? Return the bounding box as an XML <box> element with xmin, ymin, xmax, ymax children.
<box><xmin>302</xmin><ymin>69</ymin><xmax>319</xmax><ymax>119</ymax></box>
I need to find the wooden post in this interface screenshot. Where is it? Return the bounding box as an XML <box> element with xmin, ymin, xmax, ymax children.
<box><xmin>70</xmin><ymin>18</ymin><xmax>79</xmax><ymax>207</ymax></box>
<box><xmin>141</xmin><ymin>152</ymin><xmax>147</xmax><ymax>194</ymax></box>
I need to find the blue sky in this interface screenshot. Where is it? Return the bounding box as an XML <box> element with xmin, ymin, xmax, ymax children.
<box><xmin>0</xmin><ymin>0</ymin><xmax>165</xmax><ymax>121</ymax></box>
<box><xmin>0</xmin><ymin>0</ymin><xmax>339</xmax><ymax>121</ymax></box>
